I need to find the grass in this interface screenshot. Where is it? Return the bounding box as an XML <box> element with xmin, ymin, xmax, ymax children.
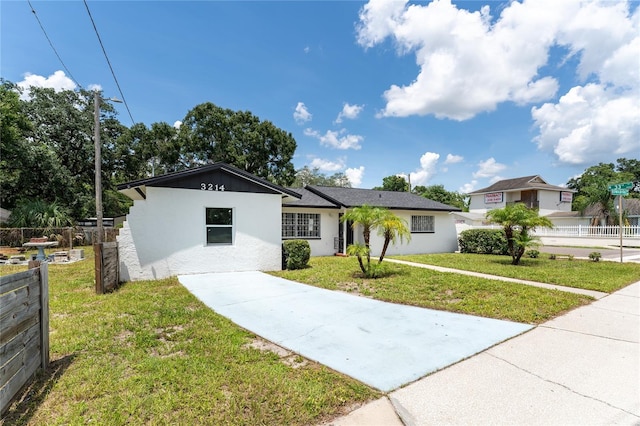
<box><xmin>1</xmin><ymin>247</ymin><xmax>378</xmax><ymax>425</ymax></box>
<box><xmin>271</xmin><ymin>256</ymin><xmax>593</xmax><ymax>324</ymax></box>
<box><xmin>391</xmin><ymin>253</ymin><xmax>640</xmax><ymax>293</ymax></box>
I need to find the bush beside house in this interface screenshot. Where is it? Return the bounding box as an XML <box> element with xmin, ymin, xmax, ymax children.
<box><xmin>458</xmin><ymin>229</ymin><xmax>509</xmax><ymax>255</ymax></box>
<box><xmin>282</xmin><ymin>240</ymin><xmax>310</xmax><ymax>270</ymax></box>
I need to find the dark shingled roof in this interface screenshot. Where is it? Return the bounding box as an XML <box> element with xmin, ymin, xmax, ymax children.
<box><xmin>295</xmin><ymin>186</ymin><xmax>461</xmax><ymax>211</ymax></box>
<box><xmin>468</xmin><ymin>175</ymin><xmax>572</xmax><ymax>195</ymax></box>
<box><xmin>282</xmin><ymin>187</ymin><xmax>340</xmax><ymax>208</ymax></box>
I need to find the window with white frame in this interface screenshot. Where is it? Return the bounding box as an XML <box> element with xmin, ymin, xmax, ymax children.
<box><xmin>411</xmin><ymin>215</ymin><xmax>435</xmax><ymax>233</ymax></box>
<box><xmin>206</xmin><ymin>208</ymin><xmax>233</xmax><ymax>244</ymax></box>
<box><xmin>282</xmin><ymin>213</ymin><xmax>320</xmax><ymax>238</ymax></box>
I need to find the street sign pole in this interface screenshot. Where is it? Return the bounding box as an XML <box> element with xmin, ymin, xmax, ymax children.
<box><xmin>619</xmin><ymin>195</ymin><xmax>623</xmax><ymax>263</ymax></box>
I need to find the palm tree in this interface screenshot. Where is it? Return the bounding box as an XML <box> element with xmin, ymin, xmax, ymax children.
<box><xmin>340</xmin><ymin>205</ymin><xmax>385</xmax><ymax>275</ymax></box>
<box><xmin>486</xmin><ymin>203</ymin><xmax>553</xmax><ymax>265</ymax></box>
<box><xmin>377</xmin><ymin>211</ymin><xmax>411</xmax><ymax>263</ymax></box>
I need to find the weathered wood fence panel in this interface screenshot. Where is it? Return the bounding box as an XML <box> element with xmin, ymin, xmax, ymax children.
<box><xmin>0</xmin><ymin>264</ymin><xmax>49</xmax><ymax>415</ymax></box>
<box><xmin>94</xmin><ymin>242</ymin><xmax>119</xmax><ymax>294</ymax></box>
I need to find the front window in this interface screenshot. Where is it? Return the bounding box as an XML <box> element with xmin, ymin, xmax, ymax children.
<box><xmin>411</xmin><ymin>215</ymin><xmax>434</xmax><ymax>233</ymax></box>
<box><xmin>282</xmin><ymin>213</ymin><xmax>320</xmax><ymax>238</ymax></box>
<box><xmin>206</xmin><ymin>208</ymin><xmax>233</xmax><ymax>244</ymax></box>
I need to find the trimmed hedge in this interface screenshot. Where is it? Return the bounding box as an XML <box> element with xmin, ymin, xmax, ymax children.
<box><xmin>458</xmin><ymin>229</ymin><xmax>509</xmax><ymax>255</ymax></box>
<box><xmin>282</xmin><ymin>239</ymin><xmax>311</xmax><ymax>270</ymax></box>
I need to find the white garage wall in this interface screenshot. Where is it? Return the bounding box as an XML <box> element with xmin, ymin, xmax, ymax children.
<box><xmin>118</xmin><ymin>187</ymin><xmax>283</xmax><ymax>281</ymax></box>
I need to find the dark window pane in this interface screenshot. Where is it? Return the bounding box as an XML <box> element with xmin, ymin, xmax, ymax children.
<box><xmin>206</xmin><ymin>208</ymin><xmax>232</xmax><ymax>225</ymax></box>
<box><xmin>207</xmin><ymin>227</ymin><xmax>232</xmax><ymax>244</ymax></box>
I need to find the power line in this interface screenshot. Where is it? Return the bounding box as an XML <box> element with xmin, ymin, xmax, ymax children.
<box><xmin>27</xmin><ymin>0</ymin><xmax>83</xmax><ymax>89</ymax></box>
<box><xmin>83</xmin><ymin>0</ymin><xmax>135</xmax><ymax>124</ymax></box>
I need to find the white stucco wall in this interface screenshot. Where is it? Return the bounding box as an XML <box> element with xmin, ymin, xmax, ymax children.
<box><xmin>281</xmin><ymin>207</ymin><xmax>340</xmax><ymax>256</ymax></box>
<box><xmin>538</xmin><ymin>190</ymin><xmax>572</xmax><ymax>216</ymax></box>
<box><xmin>118</xmin><ymin>187</ymin><xmax>283</xmax><ymax>281</ymax></box>
<box><xmin>367</xmin><ymin>210</ymin><xmax>459</xmax><ymax>256</ymax></box>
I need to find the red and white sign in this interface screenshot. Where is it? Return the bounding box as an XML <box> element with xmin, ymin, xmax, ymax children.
<box><xmin>484</xmin><ymin>192</ymin><xmax>503</xmax><ymax>203</ymax></box>
<box><xmin>560</xmin><ymin>191</ymin><xmax>573</xmax><ymax>203</ymax></box>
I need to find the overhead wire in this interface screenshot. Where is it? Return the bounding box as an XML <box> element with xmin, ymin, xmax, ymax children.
<box><xmin>82</xmin><ymin>0</ymin><xmax>136</xmax><ymax>124</ymax></box>
<box><xmin>27</xmin><ymin>0</ymin><xmax>83</xmax><ymax>90</ymax></box>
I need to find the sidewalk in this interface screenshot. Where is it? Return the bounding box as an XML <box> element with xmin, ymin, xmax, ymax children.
<box><xmin>327</xmin><ymin>281</ymin><xmax>640</xmax><ymax>425</ymax></box>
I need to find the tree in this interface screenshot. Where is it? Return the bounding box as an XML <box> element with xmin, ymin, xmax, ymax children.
<box><xmin>377</xmin><ymin>211</ymin><xmax>411</xmax><ymax>263</ymax></box>
<box><xmin>567</xmin><ymin>161</ymin><xmax>636</xmax><ymax>225</ymax></box>
<box><xmin>373</xmin><ymin>175</ymin><xmax>409</xmax><ymax>192</ymax></box>
<box><xmin>412</xmin><ymin>184</ymin><xmax>468</xmax><ymax>210</ymax></box>
<box><xmin>341</xmin><ymin>205</ymin><xmax>410</xmax><ymax>277</ymax></box>
<box><xmin>485</xmin><ymin>203</ymin><xmax>553</xmax><ymax>265</ymax></box>
<box><xmin>179</xmin><ymin>102</ymin><xmax>297</xmax><ymax>186</ymax></box>
<box><xmin>293</xmin><ymin>166</ymin><xmax>351</xmax><ymax>187</ymax></box>
<box><xmin>7</xmin><ymin>199</ymin><xmax>73</xmax><ymax>230</ymax></box>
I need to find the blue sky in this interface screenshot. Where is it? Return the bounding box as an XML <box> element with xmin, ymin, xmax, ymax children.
<box><xmin>2</xmin><ymin>0</ymin><xmax>639</xmax><ymax>191</ymax></box>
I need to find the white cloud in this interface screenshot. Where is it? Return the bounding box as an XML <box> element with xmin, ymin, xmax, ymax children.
<box><xmin>356</xmin><ymin>0</ymin><xmax>640</xmax><ymax>165</ymax></box>
<box><xmin>293</xmin><ymin>102</ymin><xmax>312</xmax><ymax>124</ymax></box>
<box><xmin>17</xmin><ymin>70</ymin><xmax>77</xmax><ymax>99</ymax></box>
<box><xmin>459</xmin><ymin>180</ymin><xmax>477</xmax><ymax>194</ymax></box>
<box><xmin>409</xmin><ymin>152</ymin><xmax>440</xmax><ymax>186</ymax></box>
<box><xmin>304</xmin><ymin>128</ymin><xmax>363</xmax><ymax>150</ymax></box>
<box><xmin>444</xmin><ymin>153</ymin><xmax>463</xmax><ymax>165</ymax></box>
<box><xmin>304</xmin><ymin>46</ymin><xmax>310</xmax><ymax>54</ymax></box>
<box><xmin>473</xmin><ymin>158</ymin><xmax>506</xmax><ymax>179</ymax></box>
<box><xmin>309</xmin><ymin>157</ymin><xmax>345</xmax><ymax>172</ymax></box>
<box><xmin>345</xmin><ymin>166</ymin><xmax>365</xmax><ymax>187</ymax></box>
<box><xmin>335</xmin><ymin>103</ymin><xmax>364</xmax><ymax>123</ymax></box>
<box><xmin>356</xmin><ymin>0</ymin><xmax>567</xmax><ymax>120</ymax></box>
<box><xmin>173</xmin><ymin>120</ymin><xmax>182</xmax><ymax>129</ymax></box>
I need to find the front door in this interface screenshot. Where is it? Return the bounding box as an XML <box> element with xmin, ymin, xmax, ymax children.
<box><xmin>337</xmin><ymin>213</ymin><xmax>353</xmax><ymax>254</ymax></box>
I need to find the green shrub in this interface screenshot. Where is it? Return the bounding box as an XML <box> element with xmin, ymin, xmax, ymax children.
<box><xmin>458</xmin><ymin>229</ymin><xmax>509</xmax><ymax>255</ymax></box>
<box><xmin>549</xmin><ymin>254</ymin><xmax>556</xmax><ymax>260</ymax></box>
<box><xmin>589</xmin><ymin>252</ymin><xmax>601</xmax><ymax>262</ymax></box>
<box><xmin>282</xmin><ymin>240</ymin><xmax>310</xmax><ymax>270</ymax></box>
<box><xmin>526</xmin><ymin>249</ymin><xmax>540</xmax><ymax>258</ymax></box>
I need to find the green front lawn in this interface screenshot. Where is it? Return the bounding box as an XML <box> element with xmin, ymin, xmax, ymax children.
<box><xmin>392</xmin><ymin>253</ymin><xmax>640</xmax><ymax>293</ymax></box>
<box><xmin>1</xmin><ymin>249</ymin><xmax>377</xmax><ymax>425</ymax></box>
<box><xmin>271</xmin><ymin>256</ymin><xmax>592</xmax><ymax>324</ymax></box>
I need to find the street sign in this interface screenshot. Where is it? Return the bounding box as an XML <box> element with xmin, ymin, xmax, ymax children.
<box><xmin>608</xmin><ymin>182</ymin><xmax>633</xmax><ymax>190</ymax></box>
<box><xmin>611</xmin><ymin>189</ymin><xmax>629</xmax><ymax>196</ymax></box>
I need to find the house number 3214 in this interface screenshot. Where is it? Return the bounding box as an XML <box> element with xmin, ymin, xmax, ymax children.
<box><xmin>200</xmin><ymin>183</ymin><xmax>225</xmax><ymax>191</ymax></box>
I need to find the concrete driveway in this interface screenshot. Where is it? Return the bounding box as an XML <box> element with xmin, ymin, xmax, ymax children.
<box><xmin>179</xmin><ymin>271</ymin><xmax>532</xmax><ymax>392</ymax></box>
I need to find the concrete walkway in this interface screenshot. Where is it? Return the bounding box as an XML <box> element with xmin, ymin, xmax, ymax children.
<box><xmin>385</xmin><ymin>258</ymin><xmax>608</xmax><ymax>299</ymax></box>
<box><xmin>327</xmin><ymin>281</ymin><xmax>640</xmax><ymax>425</ymax></box>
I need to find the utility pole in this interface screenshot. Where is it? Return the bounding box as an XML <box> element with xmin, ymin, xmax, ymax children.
<box><xmin>94</xmin><ymin>90</ymin><xmax>103</xmax><ymax>245</ymax></box>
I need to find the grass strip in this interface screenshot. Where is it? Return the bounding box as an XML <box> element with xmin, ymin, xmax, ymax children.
<box><xmin>391</xmin><ymin>253</ymin><xmax>640</xmax><ymax>293</ymax></box>
<box><xmin>271</xmin><ymin>256</ymin><xmax>592</xmax><ymax>324</ymax></box>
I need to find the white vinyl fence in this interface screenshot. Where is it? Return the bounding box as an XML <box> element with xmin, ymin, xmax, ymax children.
<box><xmin>532</xmin><ymin>225</ymin><xmax>640</xmax><ymax>238</ymax></box>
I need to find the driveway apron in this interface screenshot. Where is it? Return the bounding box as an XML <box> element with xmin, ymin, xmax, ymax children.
<box><xmin>179</xmin><ymin>271</ymin><xmax>532</xmax><ymax>392</ymax></box>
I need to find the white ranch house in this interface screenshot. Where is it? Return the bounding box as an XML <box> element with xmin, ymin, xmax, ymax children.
<box><xmin>116</xmin><ymin>163</ymin><xmax>461</xmax><ymax>281</ymax></box>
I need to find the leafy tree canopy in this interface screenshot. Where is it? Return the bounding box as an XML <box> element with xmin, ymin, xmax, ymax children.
<box><xmin>373</xmin><ymin>175</ymin><xmax>409</xmax><ymax>192</ymax></box>
<box><xmin>567</xmin><ymin>159</ymin><xmax>638</xmax><ymax>225</ymax></box>
<box><xmin>412</xmin><ymin>184</ymin><xmax>468</xmax><ymax>211</ymax></box>
<box><xmin>292</xmin><ymin>166</ymin><xmax>351</xmax><ymax>188</ymax></box>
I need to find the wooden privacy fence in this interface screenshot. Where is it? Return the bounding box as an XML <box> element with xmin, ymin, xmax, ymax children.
<box><xmin>0</xmin><ymin>264</ymin><xmax>49</xmax><ymax>415</ymax></box>
<box><xmin>95</xmin><ymin>242</ymin><xmax>119</xmax><ymax>294</ymax></box>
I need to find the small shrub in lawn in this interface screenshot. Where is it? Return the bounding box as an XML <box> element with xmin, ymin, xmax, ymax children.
<box><xmin>282</xmin><ymin>239</ymin><xmax>310</xmax><ymax>270</ymax></box>
<box><xmin>526</xmin><ymin>249</ymin><xmax>540</xmax><ymax>258</ymax></box>
<box><xmin>458</xmin><ymin>229</ymin><xmax>509</xmax><ymax>255</ymax></box>
<box><xmin>589</xmin><ymin>252</ymin><xmax>602</xmax><ymax>262</ymax></box>
<box><xmin>549</xmin><ymin>254</ymin><xmax>556</xmax><ymax>260</ymax></box>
